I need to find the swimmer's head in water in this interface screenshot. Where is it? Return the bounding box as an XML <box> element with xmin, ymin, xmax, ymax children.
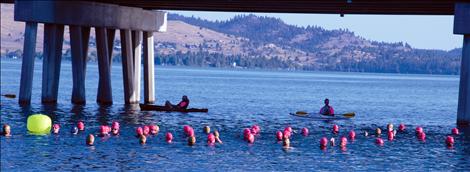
<box><xmin>77</xmin><ymin>121</ymin><xmax>85</xmax><ymax>131</ymax></box>
<box><xmin>3</xmin><ymin>124</ymin><xmax>11</xmax><ymax>136</ymax></box>
<box><xmin>283</xmin><ymin>138</ymin><xmax>290</xmax><ymax>147</ymax></box>
<box><xmin>188</xmin><ymin>136</ymin><xmax>196</xmax><ymax>146</ymax></box>
<box><xmin>71</xmin><ymin>127</ymin><xmax>79</xmax><ymax>135</ymax></box>
<box><xmin>52</xmin><ymin>124</ymin><xmax>60</xmax><ymax>134</ymax></box>
<box><xmin>376</xmin><ymin>128</ymin><xmax>382</xmax><ymax>136</ymax></box>
<box><xmin>86</xmin><ymin>134</ymin><xmax>95</xmax><ymax>146</ymax></box>
<box><xmin>203</xmin><ymin>125</ymin><xmax>210</xmax><ymax>134</ymax></box>
<box><xmin>324</xmin><ymin>98</ymin><xmax>330</xmax><ymax>105</ymax></box>
<box><xmin>182</xmin><ymin>95</ymin><xmax>189</xmax><ymax>101</ymax></box>
<box><xmin>140</xmin><ymin>135</ymin><xmax>147</xmax><ymax>144</ymax></box>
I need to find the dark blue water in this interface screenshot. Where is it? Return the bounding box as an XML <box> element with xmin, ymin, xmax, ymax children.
<box><xmin>1</xmin><ymin>60</ymin><xmax>470</xmax><ymax>171</ymax></box>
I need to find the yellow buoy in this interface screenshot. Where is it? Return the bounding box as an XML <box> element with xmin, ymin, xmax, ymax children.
<box><xmin>27</xmin><ymin>114</ymin><xmax>52</xmax><ymax>134</ymax></box>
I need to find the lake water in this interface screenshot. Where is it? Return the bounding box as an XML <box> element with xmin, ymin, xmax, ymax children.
<box><xmin>1</xmin><ymin>60</ymin><xmax>469</xmax><ymax>171</ymax></box>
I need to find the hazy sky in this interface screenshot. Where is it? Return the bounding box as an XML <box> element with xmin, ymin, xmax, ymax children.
<box><xmin>171</xmin><ymin>11</ymin><xmax>463</xmax><ymax>51</ymax></box>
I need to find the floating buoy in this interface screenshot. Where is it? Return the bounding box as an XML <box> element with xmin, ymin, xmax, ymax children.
<box><xmin>276</xmin><ymin>131</ymin><xmax>283</xmax><ymax>141</ymax></box>
<box><xmin>166</xmin><ymin>132</ymin><xmax>173</xmax><ymax>143</ymax></box>
<box><xmin>301</xmin><ymin>127</ymin><xmax>309</xmax><ymax>136</ymax></box>
<box><xmin>27</xmin><ymin>114</ymin><xmax>52</xmax><ymax>134</ymax></box>
<box><xmin>451</xmin><ymin>128</ymin><xmax>459</xmax><ymax>135</ymax></box>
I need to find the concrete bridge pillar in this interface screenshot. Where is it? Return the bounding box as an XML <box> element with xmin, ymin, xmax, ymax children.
<box><xmin>70</xmin><ymin>26</ymin><xmax>90</xmax><ymax>104</ymax></box>
<box><xmin>120</xmin><ymin>29</ymin><xmax>136</xmax><ymax>104</ymax></box>
<box><xmin>132</xmin><ymin>31</ymin><xmax>143</xmax><ymax>103</ymax></box>
<box><xmin>455</xmin><ymin>3</ymin><xmax>470</xmax><ymax>126</ymax></box>
<box><xmin>143</xmin><ymin>31</ymin><xmax>155</xmax><ymax>104</ymax></box>
<box><xmin>96</xmin><ymin>27</ymin><xmax>113</xmax><ymax>104</ymax></box>
<box><xmin>41</xmin><ymin>24</ymin><xmax>64</xmax><ymax>104</ymax></box>
<box><xmin>18</xmin><ymin>22</ymin><xmax>38</xmax><ymax>105</ymax></box>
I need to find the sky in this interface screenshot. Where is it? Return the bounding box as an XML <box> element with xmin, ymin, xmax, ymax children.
<box><xmin>171</xmin><ymin>11</ymin><xmax>463</xmax><ymax>51</ymax></box>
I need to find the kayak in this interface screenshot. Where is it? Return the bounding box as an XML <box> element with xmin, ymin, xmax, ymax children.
<box><xmin>139</xmin><ymin>104</ymin><xmax>208</xmax><ymax>113</ymax></box>
<box><xmin>289</xmin><ymin>112</ymin><xmax>354</xmax><ymax>120</ymax></box>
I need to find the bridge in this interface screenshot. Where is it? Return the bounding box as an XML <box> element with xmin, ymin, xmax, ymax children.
<box><xmin>3</xmin><ymin>0</ymin><xmax>470</xmax><ymax>125</ymax></box>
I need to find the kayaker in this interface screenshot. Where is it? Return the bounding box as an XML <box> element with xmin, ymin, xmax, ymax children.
<box><xmin>165</xmin><ymin>95</ymin><xmax>190</xmax><ymax>110</ymax></box>
<box><xmin>319</xmin><ymin>98</ymin><xmax>334</xmax><ymax>115</ymax></box>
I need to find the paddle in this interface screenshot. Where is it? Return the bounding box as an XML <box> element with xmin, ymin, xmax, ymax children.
<box><xmin>295</xmin><ymin>111</ymin><xmax>355</xmax><ymax>118</ymax></box>
<box><xmin>2</xmin><ymin>94</ymin><xmax>16</xmax><ymax>99</ymax></box>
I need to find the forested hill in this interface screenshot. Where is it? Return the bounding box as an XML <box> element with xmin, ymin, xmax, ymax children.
<box><xmin>0</xmin><ymin>3</ymin><xmax>462</xmax><ymax>74</ymax></box>
<box><xmin>168</xmin><ymin>14</ymin><xmax>462</xmax><ymax>74</ymax></box>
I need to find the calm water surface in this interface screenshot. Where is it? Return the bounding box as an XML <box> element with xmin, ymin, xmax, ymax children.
<box><xmin>1</xmin><ymin>60</ymin><xmax>470</xmax><ymax>171</ymax></box>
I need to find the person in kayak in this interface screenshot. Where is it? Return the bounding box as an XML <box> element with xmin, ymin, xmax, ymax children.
<box><xmin>319</xmin><ymin>98</ymin><xmax>334</xmax><ymax>116</ymax></box>
<box><xmin>165</xmin><ymin>95</ymin><xmax>190</xmax><ymax>109</ymax></box>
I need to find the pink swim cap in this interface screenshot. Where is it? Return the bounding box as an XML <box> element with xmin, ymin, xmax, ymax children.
<box><xmin>320</xmin><ymin>137</ymin><xmax>328</xmax><ymax>148</ymax></box>
<box><xmin>112</xmin><ymin>121</ymin><xmax>120</xmax><ymax>129</ymax></box>
<box><xmin>451</xmin><ymin>128</ymin><xmax>459</xmax><ymax>135</ymax></box>
<box><xmin>143</xmin><ymin>126</ymin><xmax>150</xmax><ymax>135</ymax></box>
<box><xmin>207</xmin><ymin>133</ymin><xmax>216</xmax><ymax>144</ymax></box>
<box><xmin>283</xmin><ymin>130</ymin><xmax>291</xmax><ymax>139</ymax></box>
<box><xmin>284</xmin><ymin>126</ymin><xmax>292</xmax><ymax>133</ymax></box>
<box><xmin>340</xmin><ymin>136</ymin><xmax>348</xmax><ymax>147</ymax></box>
<box><xmin>136</xmin><ymin>127</ymin><xmax>143</xmax><ymax>136</ymax></box>
<box><xmin>166</xmin><ymin>132</ymin><xmax>173</xmax><ymax>143</ymax></box>
<box><xmin>376</xmin><ymin>138</ymin><xmax>384</xmax><ymax>145</ymax></box>
<box><xmin>387</xmin><ymin>131</ymin><xmax>394</xmax><ymax>141</ymax></box>
<box><xmin>77</xmin><ymin>121</ymin><xmax>85</xmax><ymax>131</ymax></box>
<box><xmin>53</xmin><ymin>124</ymin><xmax>60</xmax><ymax>129</ymax></box>
<box><xmin>446</xmin><ymin>136</ymin><xmax>455</xmax><ymax>147</ymax></box>
<box><xmin>398</xmin><ymin>123</ymin><xmax>406</xmax><ymax>131</ymax></box>
<box><xmin>349</xmin><ymin>130</ymin><xmax>356</xmax><ymax>140</ymax></box>
<box><xmin>332</xmin><ymin>124</ymin><xmax>339</xmax><ymax>134</ymax></box>
<box><xmin>415</xmin><ymin>126</ymin><xmax>423</xmax><ymax>134</ymax></box>
<box><xmin>418</xmin><ymin>132</ymin><xmax>426</xmax><ymax>141</ymax></box>
<box><xmin>301</xmin><ymin>127</ymin><xmax>309</xmax><ymax>136</ymax></box>
<box><xmin>276</xmin><ymin>131</ymin><xmax>283</xmax><ymax>141</ymax></box>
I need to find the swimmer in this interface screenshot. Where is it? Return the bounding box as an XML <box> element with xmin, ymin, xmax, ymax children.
<box><xmin>376</xmin><ymin>138</ymin><xmax>384</xmax><ymax>145</ymax></box>
<box><xmin>418</xmin><ymin>132</ymin><xmax>426</xmax><ymax>141</ymax></box>
<box><xmin>301</xmin><ymin>127</ymin><xmax>309</xmax><ymax>136</ymax></box>
<box><xmin>183</xmin><ymin>125</ymin><xmax>191</xmax><ymax>136</ymax></box>
<box><xmin>207</xmin><ymin>133</ymin><xmax>215</xmax><ymax>145</ymax></box>
<box><xmin>243</xmin><ymin>128</ymin><xmax>251</xmax><ymax>140</ymax></box>
<box><xmin>71</xmin><ymin>127</ymin><xmax>79</xmax><ymax>135</ymax></box>
<box><xmin>77</xmin><ymin>121</ymin><xmax>85</xmax><ymax>131</ymax></box>
<box><xmin>376</xmin><ymin>128</ymin><xmax>382</xmax><ymax>136</ymax></box>
<box><xmin>143</xmin><ymin>126</ymin><xmax>150</xmax><ymax>136</ymax></box>
<box><xmin>387</xmin><ymin>123</ymin><xmax>394</xmax><ymax>132</ymax></box>
<box><xmin>398</xmin><ymin>123</ymin><xmax>406</xmax><ymax>132</ymax></box>
<box><xmin>2</xmin><ymin>124</ymin><xmax>11</xmax><ymax>136</ymax></box>
<box><xmin>251</xmin><ymin>125</ymin><xmax>260</xmax><ymax>135</ymax></box>
<box><xmin>99</xmin><ymin>125</ymin><xmax>109</xmax><ymax>137</ymax></box>
<box><xmin>446</xmin><ymin>136</ymin><xmax>455</xmax><ymax>147</ymax></box>
<box><xmin>283</xmin><ymin>137</ymin><xmax>291</xmax><ymax>148</ymax></box>
<box><xmin>150</xmin><ymin>125</ymin><xmax>159</xmax><ymax>135</ymax></box>
<box><xmin>320</xmin><ymin>137</ymin><xmax>328</xmax><ymax>149</ymax></box>
<box><xmin>166</xmin><ymin>132</ymin><xmax>173</xmax><ymax>143</ymax></box>
<box><xmin>451</xmin><ymin>128</ymin><xmax>459</xmax><ymax>135</ymax></box>
<box><xmin>52</xmin><ymin>124</ymin><xmax>60</xmax><ymax>134</ymax></box>
<box><xmin>214</xmin><ymin>130</ymin><xmax>223</xmax><ymax>144</ymax></box>
<box><xmin>340</xmin><ymin>136</ymin><xmax>348</xmax><ymax>148</ymax></box>
<box><xmin>330</xmin><ymin>137</ymin><xmax>335</xmax><ymax>146</ymax></box>
<box><xmin>111</xmin><ymin>122</ymin><xmax>120</xmax><ymax>135</ymax></box>
<box><xmin>136</xmin><ymin>127</ymin><xmax>143</xmax><ymax>137</ymax></box>
<box><xmin>188</xmin><ymin>136</ymin><xmax>196</xmax><ymax>146</ymax></box>
<box><xmin>349</xmin><ymin>130</ymin><xmax>356</xmax><ymax>140</ymax></box>
<box><xmin>203</xmin><ymin>125</ymin><xmax>211</xmax><ymax>134</ymax></box>
<box><xmin>247</xmin><ymin>133</ymin><xmax>255</xmax><ymax>144</ymax></box>
<box><xmin>332</xmin><ymin>124</ymin><xmax>339</xmax><ymax>134</ymax></box>
<box><xmin>86</xmin><ymin>134</ymin><xmax>95</xmax><ymax>146</ymax></box>
<box><xmin>415</xmin><ymin>126</ymin><xmax>424</xmax><ymax>134</ymax></box>
<box><xmin>140</xmin><ymin>135</ymin><xmax>147</xmax><ymax>144</ymax></box>
<box><xmin>276</xmin><ymin>131</ymin><xmax>283</xmax><ymax>141</ymax></box>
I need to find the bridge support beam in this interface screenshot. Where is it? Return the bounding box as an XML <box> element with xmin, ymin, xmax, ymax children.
<box><xmin>120</xmin><ymin>29</ymin><xmax>136</xmax><ymax>104</ymax></box>
<box><xmin>132</xmin><ymin>31</ymin><xmax>143</xmax><ymax>104</ymax></box>
<box><xmin>41</xmin><ymin>24</ymin><xmax>64</xmax><ymax>104</ymax></box>
<box><xmin>96</xmin><ymin>27</ymin><xmax>113</xmax><ymax>104</ymax></box>
<box><xmin>455</xmin><ymin>3</ymin><xmax>470</xmax><ymax>126</ymax></box>
<box><xmin>70</xmin><ymin>26</ymin><xmax>90</xmax><ymax>104</ymax></box>
<box><xmin>143</xmin><ymin>31</ymin><xmax>155</xmax><ymax>104</ymax></box>
<box><xmin>18</xmin><ymin>22</ymin><xmax>38</xmax><ymax>105</ymax></box>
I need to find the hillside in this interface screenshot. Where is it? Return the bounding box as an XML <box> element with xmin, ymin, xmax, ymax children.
<box><xmin>1</xmin><ymin>4</ymin><xmax>462</xmax><ymax>74</ymax></box>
